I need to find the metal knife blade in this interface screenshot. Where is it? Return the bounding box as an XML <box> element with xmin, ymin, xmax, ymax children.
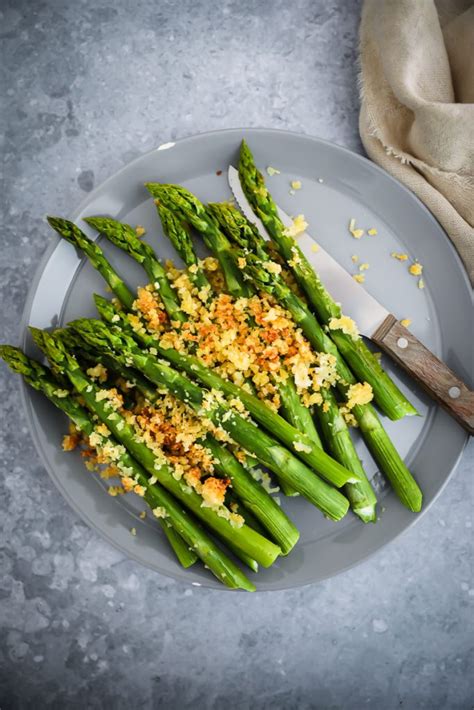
<box><xmin>228</xmin><ymin>165</ymin><xmax>389</xmax><ymax>338</ymax></box>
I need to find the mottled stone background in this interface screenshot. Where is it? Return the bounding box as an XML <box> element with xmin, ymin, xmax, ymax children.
<box><xmin>1</xmin><ymin>0</ymin><xmax>472</xmax><ymax>708</ymax></box>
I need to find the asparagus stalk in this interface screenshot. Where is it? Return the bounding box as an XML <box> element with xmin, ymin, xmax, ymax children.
<box><xmin>46</xmin><ymin>210</ymin><xmax>352</xmax><ymax>489</ymax></box>
<box><xmin>154</xmin><ymin>203</ymin><xmax>212</xmax><ymax>294</ymax></box>
<box><xmin>56</xmin><ymin>329</ymin><xmax>299</xmax><ymax>555</ymax></box>
<box><xmin>46</xmin><ymin>217</ymin><xmax>136</xmax><ymax>310</ymax></box>
<box><xmin>242</xmin><ymin>254</ymin><xmax>422</xmax><ymax>512</ymax></box>
<box><xmin>208</xmin><ymin>202</ymin><xmax>377</xmax><ymax>520</ymax></box>
<box><xmin>207</xmin><ymin>200</ymin><xmax>324</xmax><ymax>451</ymax></box>
<box><xmin>156</xmin><ymin>198</ymin><xmax>301</xmax><ymax>498</ymax></box>
<box><xmin>29</xmin><ymin>329</ymin><xmax>282</xmax><ymax>570</ymax></box>
<box><xmin>63</xmin><ymin>325</ymin><xmax>299</xmax><ymax>555</ymax></box>
<box><xmin>203</xmin><ymin>435</ymin><xmax>298</xmax><ymax>553</ymax></box>
<box><xmin>84</xmin><ymin>216</ymin><xmax>186</xmax><ymax>324</ymax></box>
<box><xmin>95</xmin><ymin>293</ymin><xmax>359</xmax><ymax>489</ymax></box>
<box><xmin>147</xmin><ymin>186</ymin><xmax>323</xmax><ymax>480</ymax></box>
<box><xmin>57</xmin><ymin>327</ymin><xmax>159</xmax><ymax>400</ymax></box>
<box><xmin>65</xmin><ymin>317</ymin><xmax>350</xmax><ymax>520</ymax></box>
<box><xmin>207</xmin><ymin>201</ymin><xmax>268</xmax><ymax>260</ymax></box>
<box><xmin>81</xmin><ymin>202</ymin><xmax>329</xmax><ymax>496</ymax></box>
<box><xmin>0</xmin><ymin>347</ymin><xmax>259</xmax><ymax>579</ymax></box>
<box><xmin>238</xmin><ymin>140</ymin><xmax>418</xmax><ymax>421</ymax></box>
<box><xmin>315</xmin><ymin>389</ymin><xmax>377</xmax><ymax>523</ymax></box>
<box><xmin>146</xmin><ymin>183</ymin><xmax>251</xmax><ymax>298</ymax></box>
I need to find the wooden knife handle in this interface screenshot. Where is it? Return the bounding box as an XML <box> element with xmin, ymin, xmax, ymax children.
<box><xmin>372</xmin><ymin>314</ymin><xmax>474</xmax><ymax>435</ymax></box>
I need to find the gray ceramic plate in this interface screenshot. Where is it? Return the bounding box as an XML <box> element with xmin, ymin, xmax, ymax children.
<box><xmin>20</xmin><ymin>128</ymin><xmax>472</xmax><ymax>591</ymax></box>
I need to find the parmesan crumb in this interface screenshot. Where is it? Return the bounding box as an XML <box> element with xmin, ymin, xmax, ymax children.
<box><xmin>351</xmin><ymin>255</ymin><xmax>359</xmax><ymax>263</ymax></box>
<box><xmin>346</xmin><ymin>382</ymin><xmax>373</xmax><ymax>409</ymax></box>
<box><xmin>135</xmin><ymin>225</ymin><xmax>146</xmax><ymax>237</ymax></box>
<box><xmin>400</xmin><ymin>318</ymin><xmax>412</xmax><ymax>328</ymax></box>
<box><xmin>367</xmin><ymin>228</ymin><xmax>378</xmax><ymax>236</ymax></box>
<box><xmin>328</xmin><ymin>316</ymin><xmax>359</xmax><ymax>338</ymax></box>
<box><xmin>293</xmin><ymin>440</ymin><xmax>312</xmax><ymax>454</ymax></box>
<box><xmin>409</xmin><ymin>262</ymin><xmax>423</xmax><ymax>276</ymax></box>
<box><xmin>139</xmin><ymin>511</ymin><xmax>146</xmax><ymax>520</ymax></box>
<box><xmin>201</xmin><ymin>477</ymin><xmax>229</xmax><ymax>507</ymax></box>
<box><xmin>418</xmin><ymin>278</ymin><xmax>425</xmax><ymax>289</ymax></box>
<box><xmin>130</xmin><ymin>527</ymin><xmax>137</xmax><ymax>536</ymax></box>
<box><xmin>391</xmin><ymin>252</ymin><xmax>409</xmax><ymax>261</ymax></box>
<box><xmin>266</xmin><ymin>166</ymin><xmax>280</xmax><ymax>176</ymax></box>
<box><xmin>359</xmin><ymin>263</ymin><xmax>370</xmax><ymax>271</ymax></box>
<box><xmin>290</xmin><ymin>180</ymin><xmax>302</xmax><ymax>190</ymax></box>
<box><xmin>262</xmin><ymin>260</ymin><xmax>282</xmax><ymax>275</ymax></box>
<box><xmin>153</xmin><ymin>506</ymin><xmax>168</xmax><ymax>519</ymax></box>
<box><xmin>353</xmin><ymin>274</ymin><xmax>365</xmax><ymax>283</ymax></box>
<box><xmin>283</xmin><ymin>214</ymin><xmax>308</xmax><ymax>238</ymax></box>
<box><xmin>348</xmin><ymin>219</ymin><xmax>364</xmax><ymax>239</ymax></box>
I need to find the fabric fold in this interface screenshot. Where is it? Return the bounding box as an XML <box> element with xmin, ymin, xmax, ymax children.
<box><xmin>359</xmin><ymin>0</ymin><xmax>474</xmax><ymax>284</ymax></box>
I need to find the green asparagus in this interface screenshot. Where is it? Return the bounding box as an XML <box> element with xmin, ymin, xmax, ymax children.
<box><xmin>238</xmin><ymin>140</ymin><xmax>418</xmax><ymax>421</ymax></box>
<box><xmin>29</xmin><ymin>329</ymin><xmax>282</xmax><ymax>570</ymax></box>
<box><xmin>95</xmin><ymin>293</ymin><xmax>359</xmax><ymax>490</ymax></box>
<box><xmin>65</xmin><ymin>317</ymin><xmax>350</xmax><ymax>520</ymax></box>
<box><xmin>84</xmin><ymin>216</ymin><xmax>186</xmax><ymax>324</ymax></box>
<box><xmin>208</xmin><ymin>201</ymin><xmax>377</xmax><ymax>521</ymax></box>
<box><xmin>242</xmin><ymin>253</ymin><xmax>422</xmax><ymax>512</ymax></box>
<box><xmin>146</xmin><ymin>184</ymin><xmax>251</xmax><ymax>298</ymax></box>
<box><xmin>0</xmin><ymin>347</ymin><xmax>264</xmax><ymax>580</ymax></box>
<box><xmin>47</xmin><ymin>217</ymin><xmax>136</xmax><ymax>310</ymax></box>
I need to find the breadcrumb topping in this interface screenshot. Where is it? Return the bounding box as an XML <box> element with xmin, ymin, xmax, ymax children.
<box><xmin>134</xmin><ymin>272</ymin><xmax>338</xmax><ymax>412</ymax></box>
<box><xmin>346</xmin><ymin>382</ymin><xmax>373</xmax><ymax>409</ymax></box>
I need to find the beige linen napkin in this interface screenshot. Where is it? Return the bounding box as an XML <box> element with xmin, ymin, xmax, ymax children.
<box><xmin>359</xmin><ymin>0</ymin><xmax>474</xmax><ymax>284</ymax></box>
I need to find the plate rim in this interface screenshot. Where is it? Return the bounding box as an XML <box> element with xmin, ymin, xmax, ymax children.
<box><xmin>18</xmin><ymin>127</ymin><xmax>471</xmax><ymax>591</ymax></box>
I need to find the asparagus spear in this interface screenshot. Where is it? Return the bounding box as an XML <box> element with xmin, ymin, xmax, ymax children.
<box><xmin>83</xmin><ymin>216</ymin><xmax>186</xmax><ymax>324</ymax></box>
<box><xmin>146</xmin><ymin>183</ymin><xmax>251</xmax><ymax>298</ymax></box>
<box><xmin>46</xmin><ymin>210</ymin><xmax>352</xmax><ymax>489</ymax></box>
<box><xmin>63</xmin><ymin>324</ymin><xmax>299</xmax><ymax>554</ymax></box>
<box><xmin>207</xmin><ymin>201</ymin><xmax>377</xmax><ymax>521</ymax></box>
<box><xmin>147</xmin><ymin>186</ymin><xmax>323</xmax><ymax>471</ymax></box>
<box><xmin>155</xmin><ymin>199</ymin><xmax>300</xmax><ymax>498</ymax></box>
<box><xmin>95</xmin><ymin>293</ymin><xmax>359</xmax><ymax>490</ymax></box>
<box><xmin>154</xmin><ymin>203</ymin><xmax>212</xmax><ymax>294</ymax></box>
<box><xmin>207</xmin><ymin>201</ymin><xmax>268</xmax><ymax>260</ymax></box>
<box><xmin>1</xmin><ymin>347</ymin><xmax>269</xmax><ymax>581</ymax></box>
<box><xmin>315</xmin><ymin>389</ymin><xmax>377</xmax><ymax>523</ymax></box>
<box><xmin>242</xmin><ymin>253</ymin><xmax>422</xmax><ymax>513</ymax></box>
<box><xmin>46</xmin><ymin>217</ymin><xmax>136</xmax><ymax>310</ymax></box>
<box><xmin>238</xmin><ymin>140</ymin><xmax>418</xmax><ymax>421</ymax></box>
<box><xmin>65</xmin><ymin>317</ymin><xmax>350</xmax><ymax>520</ymax></box>
<box><xmin>81</xmin><ymin>205</ymin><xmax>333</xmax><ymax>495</ymax></box>
<box><xmin>203</xmin><ymin>435</ymin><xmax>298</xmax><ymax>553</ymax></box>
<box><xmin>207</xmin><ymin>200</ymin><xmax>326</xmax><ymax>450</ymax></box>
<box><xmin>57</xmin><ymin>327</ymin><xmax>159</xmax><ymax>400</ymax></box>
<box><xmin>29</xmin><ymin>329</ymin><xmax>282</xmax><ymax>570</ymax></box>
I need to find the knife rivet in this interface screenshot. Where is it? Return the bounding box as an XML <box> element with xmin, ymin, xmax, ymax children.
<box><xmin>397</xmin><ymin>337</ymin><xmax>408</xmax><ymax>349</ymax></box>
<box><xmin>448</xmin><ymin>386</ymin><xmax>461</xmax><ymax>399</ymax></box>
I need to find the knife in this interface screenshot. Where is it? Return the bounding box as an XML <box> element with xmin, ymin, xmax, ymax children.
<box><xmin>228</xmin><ymin>166</ymin><xmax>474</xmax><ymax>435</ymax></box>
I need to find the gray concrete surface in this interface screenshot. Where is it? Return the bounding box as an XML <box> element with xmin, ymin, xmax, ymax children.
<box><xmin>1</xmin><ymin>0</ymin><xmax>472</xmax><ymax>708</ymax></box>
